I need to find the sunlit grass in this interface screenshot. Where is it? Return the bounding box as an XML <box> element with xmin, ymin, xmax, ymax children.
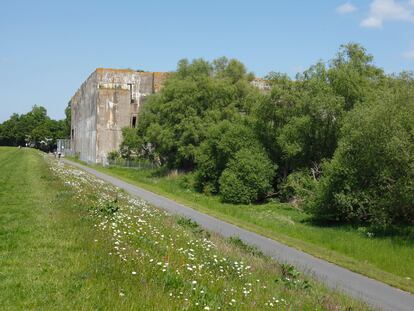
<box><xmin>0</xmin><ymin>147</ymin><xmax>368</xmax><ymax>310</ymax></box>
<box><xmin>83</xmin><ymin>163</ymin><xmax>414</xmax><ymax>293</ymax></box>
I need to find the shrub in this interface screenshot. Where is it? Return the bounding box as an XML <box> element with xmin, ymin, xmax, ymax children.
<box><xmin>308</xmin><ymin>94</ymin><xmax>414</xmax><ymax>227</ymax></box>
<box><xmin>227</xmin><ymin>236</ymin><xmax>264</xmax><ymax>257</ymax></box>
<box><xmin>195</xmin><ymin>120</ymin><xmax>261</xmax><ymax>193</ymax></box>
<box><xmin>277</xmin><ymin>263</ymin><xmax>311</xmax><ymax>289</ymax></box>
<box><xmin>177</xmin><ymin>173</ymin><xmax>195</xmax><ymax>191</ymax></box>
<box><xmin>100</xmin><ymin>197</ymin><xmax>119</xmax><ymax>215</ymax></box>
<box><xmin>219</xmin><ymin>148</ymin><xmax>276</xmax><ymax>204</ymax></box>
<box><xmin>107</xmin><ymin>150</ymin><xmax>121</xmax><ymax>161</ymax></box>
<box><xmin>280</xmin><ymin>170</ymin><xmax>317</xmax><ymax>207</ymax></box>
<box><xmin>133</xmin><ymin>58</ymin><xmax>258</xmax><ymax>170</ymax></box>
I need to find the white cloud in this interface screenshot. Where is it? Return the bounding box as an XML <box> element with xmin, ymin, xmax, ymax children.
<box><xmin>337</xmin><ymin>2</ymin><xmax>357</xmax><ymax>14</ymax></box>
<box><xmin>403</xmin><ymin>45</ymin><xmax>414</xmax><ymax>59</ymax></box>
<box><xmin>361</xmin><ymin>0</ymin><xmax>414</xmax><ymax>28</ymax></box>
<box><xmin>361</xmin><ymin>16</ymin><xmax>383</xmax><ymax>27</ymax></box>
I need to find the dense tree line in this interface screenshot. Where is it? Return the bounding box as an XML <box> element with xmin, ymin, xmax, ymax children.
<box><xmin>0</xmin><ymin>105</ymin><xmax>70</xmax><ymax>151</ymax></box>
<box><xmin>120</xmin><ymin>43</ymin><xmax>414</xmax><ymax>228</ymax></box>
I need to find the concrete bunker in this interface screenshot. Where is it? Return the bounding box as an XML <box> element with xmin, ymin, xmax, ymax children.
<box><xmin>70</xmin><ymin>68</ymin><xmax>168</xmax><ymax>164</ymax></box>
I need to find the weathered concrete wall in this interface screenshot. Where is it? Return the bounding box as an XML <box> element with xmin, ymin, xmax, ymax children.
<box><xmin>96</xmin><ymin>88</ymin><xmax>130</xmax><ymax>164</ymax></box>
<box><xmin>95</xmin><ymin>69</ymin><xmax>155</xmax><ymax>164</ymax></box>
<box><xmin>70</xmin><ymin>71</ymin><xmax>99</xmax><ymax>163</ymax></box>
<box><xmin>153</xmin><ymin>72</ymin><xmax>169</xmax><ymax>93</ymax></box>
<box><xmin>251</xmin><ymin>78</ymin><xmax>271</xmax><ymax>91</ymax></box>
<box><xmin>71</xmin><ymin>68</ymin><xmax>168</xmax><ymax>164</ymax></box>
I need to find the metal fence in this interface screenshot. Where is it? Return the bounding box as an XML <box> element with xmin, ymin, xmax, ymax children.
<box><xmin>56</xmin><ymin>139</ymin><xmax>74</xmax><ymax>156</ymax></box>
<box><xmin>107</xmin><ymin>158</ymin><xmax>156</xmax><ymax>169</ymax></box>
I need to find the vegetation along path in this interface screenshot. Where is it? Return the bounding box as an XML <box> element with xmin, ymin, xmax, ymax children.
<box><xmin>64</xmin><ymin>158</ymin><xmax>414</xmax><ymax>311</ymax></box>
<box><xmin>2</xmin><ymin>147</ymin><xmax>370</xmax><ymax>310</ymax></box>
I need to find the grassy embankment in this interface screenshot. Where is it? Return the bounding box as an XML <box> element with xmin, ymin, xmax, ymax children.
<box><xmin>0</xmin><ymin>147</ymin><xmax>367</xmax><ymax>310</ymax></box>
<box><xmin>67</xmin><ymin>159</ymin><xmax>414</xmax><ymax>294</ymax></box>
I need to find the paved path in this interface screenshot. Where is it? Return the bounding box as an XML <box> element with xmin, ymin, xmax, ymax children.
<box><xmin>64</xmin><ymin>159</ymin><xmax>414</xmax><ymax>311</ymax></box>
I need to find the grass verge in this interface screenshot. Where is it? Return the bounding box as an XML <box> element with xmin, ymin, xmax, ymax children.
<box><xmin>66</xmin><ymin>158</ymin><xmax>414</xmax><ymax>294</ymax></box>
<box><xmin>0</xmin><ymin>147</ymin><xmax>368</xmax><ymax>310</ymax></box>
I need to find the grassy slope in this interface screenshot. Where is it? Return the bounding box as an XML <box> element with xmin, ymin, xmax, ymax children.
<box><xmin>0</xmin><ymin>147</ymin><xmax>172</xmax><ymax>310</ymax></box>
<box><xmin>0</xmin><ymin>147</ymin><xmax>367</xmax><ymax>310</ymax></box>
<box><xmin>79</xmin><ymin>163</ymin><xmax>414</xmax><ymax>293</ymax></box>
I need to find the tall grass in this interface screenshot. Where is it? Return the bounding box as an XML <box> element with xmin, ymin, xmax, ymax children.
<box><xmin>0</xmin><ymin>147</ymin><xmax>367</xmax><ymax>310</ymax></box>
<box><xmin>88</xmin><ymin>165</ymin><xmax>414</xmax><ymax>293</ymax></box>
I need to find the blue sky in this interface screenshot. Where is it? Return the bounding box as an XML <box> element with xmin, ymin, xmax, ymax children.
<box><xmin>0</xmin><ymin>0</ymin><xmax>413</xmax><ymax>122</ymax></box>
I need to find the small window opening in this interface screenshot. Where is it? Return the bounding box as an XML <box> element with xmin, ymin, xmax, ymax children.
<box><xmin>128</xmin><ymin>83</ymin><xmax>134</xmax><ymax>103</ymax></box>
<box><xmin>71</xmin><ymin>129</ymin><xmax>74</xmax><ymax>139</ymax></box>
<box><xmin>131</xmin><ymin>116</ymin><xmax>137</xmax><ymax>128</ymax></box>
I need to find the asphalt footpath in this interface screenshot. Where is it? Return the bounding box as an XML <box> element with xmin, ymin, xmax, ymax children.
<box><xmin>64</xmin><ymin>159</ymin><xmax>414</xmax><ymax>311</ymax></box>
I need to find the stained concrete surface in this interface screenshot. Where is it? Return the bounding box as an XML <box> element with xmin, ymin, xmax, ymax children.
<box><xmin>70</xmin><ymin>69</ymin><xmax>168</xmax><ymax>164</ymax></box>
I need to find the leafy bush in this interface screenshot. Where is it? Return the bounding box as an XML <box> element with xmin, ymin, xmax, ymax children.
<box><xmin>120</xmin><ymin>127</ymin><xmax>141</xmax><ymax>159</ymax></box>
<box><xmin>195</xmin><ymin>120</ymin><xmax>261</xmax><ymax>193</ymax></box>
<box><xmin>100</xmin><ymin>198</ymin><xmax>119</xmax><ymax>215</ymax></box>
<box><xmin>309</xmin><ymin>93</ymin><xmax>414</xmax><ymax>227</ymax></box>
<box><xmin>177</xmin><ymin>173</ymin><xmax>196</xmax><ymax>191</ymax></box>
<box><xmin>280</xmin><ymin>170</ymin><xmax>317</xmax><ymax>207</ymax></box>
<box><xmin>219</xmin><ymin>148</ymin><xmax>275</xmax><ymax>204</ymax></box>
<box><xmin>277</xmin><ymin>264</ymin><xmax>311</xmax><ymax>289</ymax></box>
<box><xmin>107</xmin><ymin>150</ymin><xmax>121</xmax><ymax>161</ymax></box>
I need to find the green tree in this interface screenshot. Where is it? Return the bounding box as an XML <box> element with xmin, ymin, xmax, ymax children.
<box><xmin>195</xmin><ymin>119</ymin><xmax>261</xmax><ymax>193</ymax></box>
<box><xmin>219</xmin><ymin>148</ymin><xmax>276</xmax><ymax>204</ymax></box>
<box><xmin>64</xmin><ymin>102</ymin><xmax>71</xmax><ymax>137</ymax></box>
<box><xmin>309</xmin><ymin>84</ymin><xmax>414</xmax><ymax>227</ymax></box>
<box><xmin>327</xmin><ymin>43</ymin><xmax>384</xmax><ymax>110</ymax></box>
<box><xmin>120</xmin><ymin>127</ymin><xmax>142</xmax><ymax>159</ymax></box>
<box><xmin>135</xmin><ymin>58</ymin><xmax>258</xmax><ymax>169</ymax></box>
<box><xmin>0</xmin><ymin>105</ymin><xmax>68</xmax><ymax>150</ymax></box>
<box><xmin>0</xmin><ymin>114</ymin><xmax>21</xmax><ymax>145</ymax></box>
<box><xmin>255</xmin><ymin>70</ymin><xmax>344</xmax><ymax>178</ymax></box>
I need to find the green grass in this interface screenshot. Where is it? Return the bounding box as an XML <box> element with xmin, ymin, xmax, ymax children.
<box><xmin>1</xmin><ymin>147</ymin><xmax>368</xmax><ymax>310</ymax></box>
<box><xmin>0</xmin><ymin>148</ymin><xmax>179</xmax><ymax>310</ymax></box>
<box><xmin>71</xmin><ymin>161</ymin><xmax>414</xmax><ymax>294</ymax></box>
